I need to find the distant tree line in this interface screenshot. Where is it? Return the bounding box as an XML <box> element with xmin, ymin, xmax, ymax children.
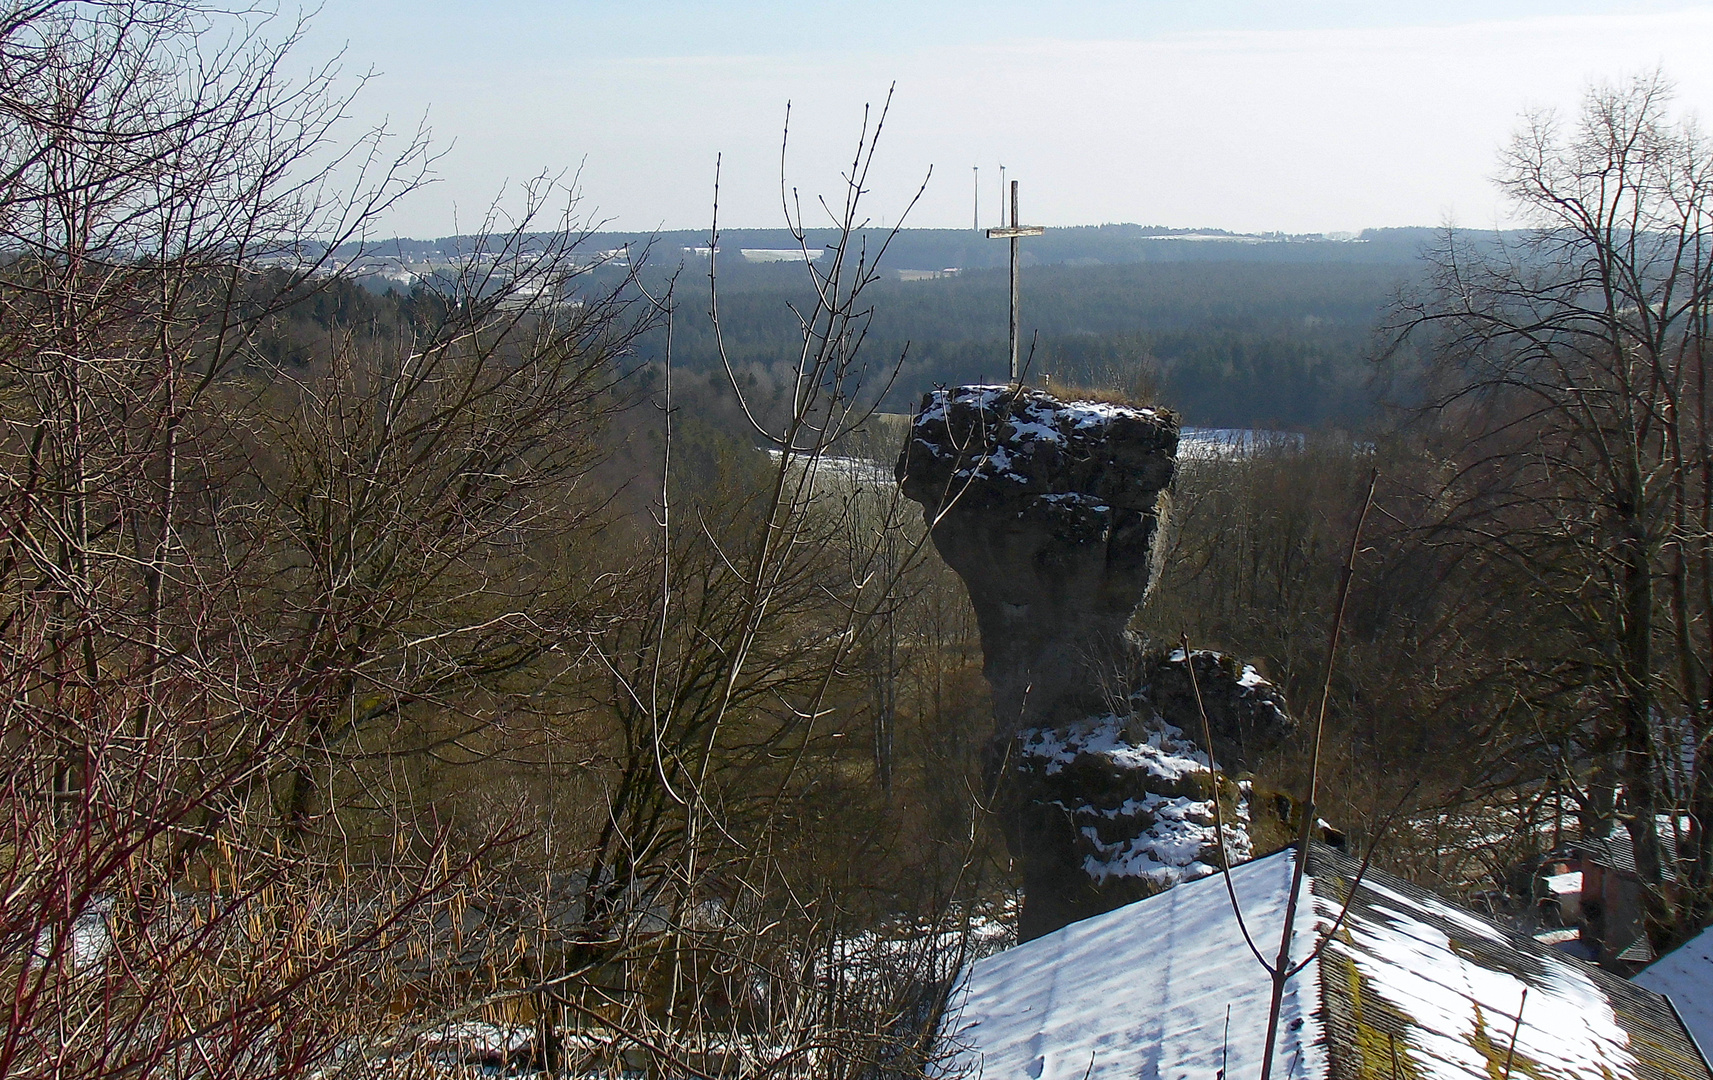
<box><xmin>620</xmin><ymin>257</ymin><xmax>1414</xmax><ymax>429</ymax></box>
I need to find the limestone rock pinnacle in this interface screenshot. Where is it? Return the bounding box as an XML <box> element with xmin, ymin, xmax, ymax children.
<box><xmin>896</xmin><ymin>385</ymin><xmax>1177</xmax><ymax>730</ymax></box>
<box><xmin>896</xmin><ymin>385</ymin><xmax>1299</xmax><ymax>939</ymax></box>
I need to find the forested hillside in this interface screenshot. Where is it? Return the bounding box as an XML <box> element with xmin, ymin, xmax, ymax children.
<box><xmin>645</xmin><ymin>257</ymin><xmax>1414</xmax><ymax>426</ymax></box>
<box><xmin>352</xmin><ymin>227</ymin><xmax>1431</xmax><ymax>428</ymax></box>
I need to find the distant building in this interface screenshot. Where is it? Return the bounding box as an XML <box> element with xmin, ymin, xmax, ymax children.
<box><xmin>1549</xmin><ymin>826</ymin><xmax>1682</xmax><ymax>971</ymax></box>
<box><xmin>938</xmin><ymin>844</ymin><xmax>1710</xmax><ymax>1080</ymax></box>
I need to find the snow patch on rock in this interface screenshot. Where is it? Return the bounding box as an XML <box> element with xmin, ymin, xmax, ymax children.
<box><xmin>1018</xmin><ymin>713</ymin><xmax>1209</xmax><ymax>780</ymax></box>
<box><xmin>1018</xmin><ymin>714</ymin><xmax>1250</xmax><ymax>887</ymax></box>
<box><xmin>906</xmin><ymin>385</ymin><xmax>1170</xmax><ymax>490</ymax></box>
<box><xmin>1080</xmin><ymin>789</ymin><xmax>1253</xmax><ymax>887</ymax></box>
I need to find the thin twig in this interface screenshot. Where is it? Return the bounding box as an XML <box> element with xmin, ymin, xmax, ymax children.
<box><xmin>1258</xmin><ymin>467</ymin><xmax>1379</xmax><ymax>1080</ymax></box>
<box><xmin>1221</xmin><ymin>1003</ymin><xmax>1231</xmax><ymax>1080</ymax></box>
<box><xmin>1183</xmin><ymin>633</ymin><xmax>1274</xmax><ymax>975</ymax></box>
<box><xmin>1501</xmin><ymin>987</ymin><xmax>1528</xmax><ymax>1080</ymax></box>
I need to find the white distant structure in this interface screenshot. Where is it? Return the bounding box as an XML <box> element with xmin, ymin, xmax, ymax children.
<box><xmin>1159</xmin><ymin>232</ymin><xmax>1276</xmax><ymax>243</ymax></box>
<box><xmin>740</xmin><ymin>248</ymin><xmax>820</xmax><ymax>263</ymax></box>
<box><xmin>937</xmin><ymin>845</ymin><xmax>1710</xmax><ymax>1080</ymax></box>
<box><xmin>896</xmin><ymin>268</ymin><xmax>960</xmax><ymax>282</ymax></box>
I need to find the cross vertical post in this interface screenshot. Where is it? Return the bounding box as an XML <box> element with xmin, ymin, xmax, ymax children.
<box><xmin>986</xmin><ymin>179</ymin><xmax>1045</xmax><ymax>382</ymax></box>
<box><xmin>1010</xmin><ymin>182</ymin><xmax>1018</xmax><ymax>380</ymax></box>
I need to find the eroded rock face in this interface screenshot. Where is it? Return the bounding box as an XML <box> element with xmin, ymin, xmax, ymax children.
<box><xmin>896</xmin><ymin>386</ymin><xmax>1298</xmax><ymax>940</ymax></box>
<box><xmin>1143</xmin><ymin>649</ymin><xmax>1296</xmax><ymax>775</ymax></box>
<box><xmin>896</xmin><ymin>386</ymin><xmax>1177</xmax><ymax>731</ymax></box>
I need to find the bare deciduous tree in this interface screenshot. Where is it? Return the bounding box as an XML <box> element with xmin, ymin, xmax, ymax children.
<box><xmin>1</xmin><ymin>7</ymin><xmax>995</xmax><ymax>1070</ymax></box>
<box><xmin>1391</xmin><ymin>70</ymin><xmax>1713</xmax><ymax>948</ymax></box>
<box><xmin>0</xmin><ymin>3</ymin><xmax>664</xmax><ymax>1074</ymax></box>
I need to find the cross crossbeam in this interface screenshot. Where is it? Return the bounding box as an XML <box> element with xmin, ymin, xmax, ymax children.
<box><xmin>986</xmin><ymin>180</ymin><xmax>1045</xmax><ymax>381</ymax></box>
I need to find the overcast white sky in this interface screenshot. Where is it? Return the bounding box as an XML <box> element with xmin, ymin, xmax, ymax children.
<box><xmin>299</xmin><ymin>1</ymin><xmax>1713</xmax><ymax>237</ymax></box>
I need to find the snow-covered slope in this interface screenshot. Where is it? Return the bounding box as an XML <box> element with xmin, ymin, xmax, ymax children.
<box><xmin>935</xmin><ymin>851</ymin><xmax>1326</xmax><ymax>1080</ymax></box>
<box><xmin>938</xmin><ymin>846</ymin><xmax>1707</xmax><ymax>1080</ymax></box>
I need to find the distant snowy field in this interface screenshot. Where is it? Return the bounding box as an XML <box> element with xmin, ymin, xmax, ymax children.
<box><xmin>766</xmin><ymin>426</ymin><xmax>1303</xmax><ymax>483</ymax></box>
<box><xmin>1178</xmin><ymin>427</ymin><xmax>1305</xmax><ymax>458</ymax></box>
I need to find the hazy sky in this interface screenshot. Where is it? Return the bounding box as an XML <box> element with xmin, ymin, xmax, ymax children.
<box><xmin>299</xmin><ymin>1</ymin><xmax>1713</xmax><ymax>237</ymax></box>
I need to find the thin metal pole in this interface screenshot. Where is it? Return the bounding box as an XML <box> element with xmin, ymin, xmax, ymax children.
<box><xmin>1010</xmin><ymin>179</ymin><xmax>1020</xmax><ymax>382</ymax></box>
<box><xmin>973</xmin><ymin>166</ymin><xmax>979</xmax><ymax>231</ymax></box>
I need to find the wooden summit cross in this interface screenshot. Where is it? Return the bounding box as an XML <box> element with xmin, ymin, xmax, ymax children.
<box><xmin>987</xmin><ymin>179</ymin><xmax>1045</xmax><ymax>382</ymax></box>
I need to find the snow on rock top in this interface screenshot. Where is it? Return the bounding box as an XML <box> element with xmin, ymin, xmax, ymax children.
<box><xmin>896</xmin><ymin>384</ymin><xmax>1176</xmax><ymax>513</ymax></box>
<box><xmin>1018</xmin><ymin>714</ymin><xmax>1209</xmax><ymax>780</ymax></box>
<box><xmin>911</xmin><ymin>384</ymin><xmax>1161</xmax><ymax>434</ymax></box>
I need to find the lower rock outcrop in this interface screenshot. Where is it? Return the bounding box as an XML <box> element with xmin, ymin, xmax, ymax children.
<box><xmin>997</xmin><ymin>649</ymin><xmax>1296</xmax><ymax>940</ymax></box>
<box><xmin>897</xmin><ymin>386</ymin><xmax>1298</xmax><ymax>939</ymax></box>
